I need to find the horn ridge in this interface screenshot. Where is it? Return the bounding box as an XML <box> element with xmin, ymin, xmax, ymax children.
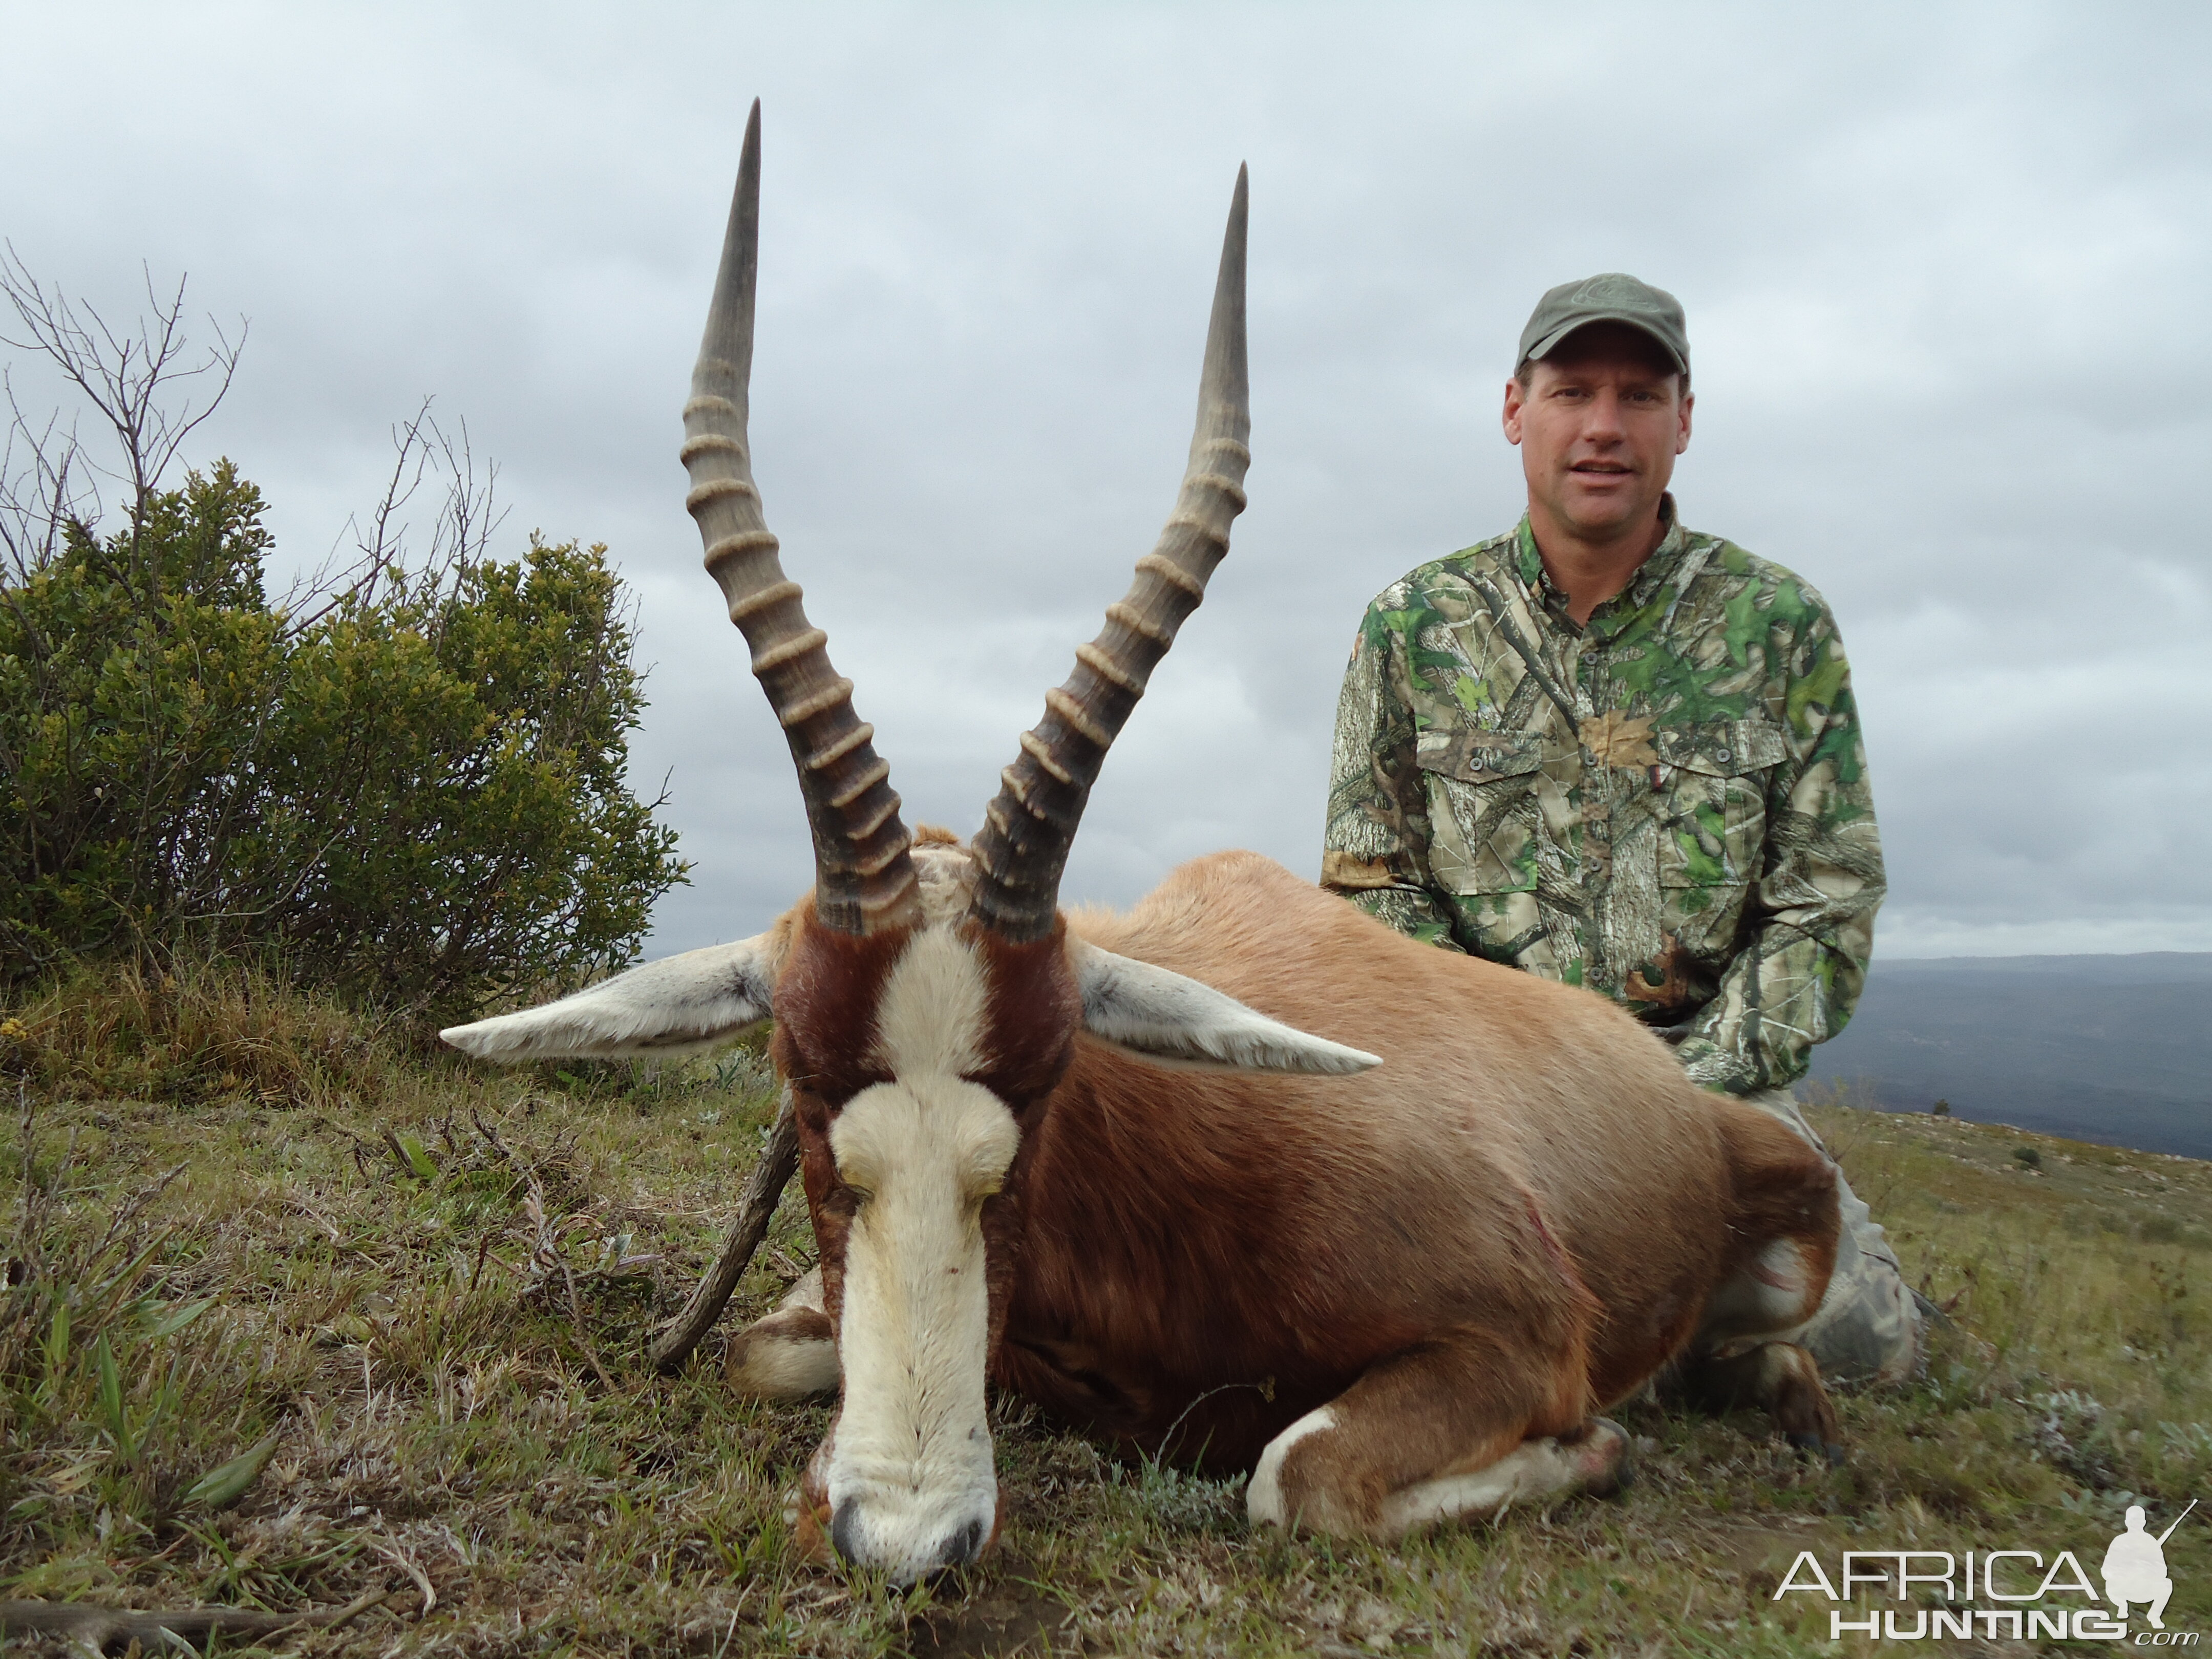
<box><xmin>685</xmin><ymin>99</ymin><xmax>920</xmax><ymax>935</ymax></box>
<box><xmin>968</xmin><ymin>165</ymin><xmax>1251</xmax><ymax>942</ymax></box>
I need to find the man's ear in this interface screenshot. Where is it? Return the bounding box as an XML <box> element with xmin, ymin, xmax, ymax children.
<box><xmin>441</xmin><ymin>935</ymin><xmax>778</xmax><ymax>1063</ymax></box>
<box><xmin>1071</xmin><ymin>940</ymin><xmax>1380</xmax><ymax>1076</ymax></box>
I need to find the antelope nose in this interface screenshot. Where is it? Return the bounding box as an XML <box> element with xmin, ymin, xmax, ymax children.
<box><xmin>826</xmin><ymin>1499</ymin><xmax>991</xmax><ymax>1581</ymax></box>
<box><xmin>939</xmin><ymin>1517</ymin><xmax>986</xmax><ymax>1569</ymax></box>
<box><xmin>829</xmin><ymin>1498</ymin><xmax>863</xmax><ymax>1566</ymax></box>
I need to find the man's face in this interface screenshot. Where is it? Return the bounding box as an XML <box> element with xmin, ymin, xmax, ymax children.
<box><xmin>1502</xmin><ymin>323</ymin><xmax>1692</xmax><ymax>544</ymax></box>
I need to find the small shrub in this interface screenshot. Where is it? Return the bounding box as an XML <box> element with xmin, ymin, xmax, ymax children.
<box><xmin>1931</xmin><ymin>1097</ymin><xmax>1951</xmax><ymax>1116</ymax></box>
<box><xmin>0</xmin><ymin>482</ymin><xmax>686</xmax><ymax>1018</ymax></box>
<box><xmin>1</xmin><ymin>262</ymin><xmax>686</xmax><ymax>1022</ymax></box>
<box><xmin>2013</xmin><ymin>1145</ymin><xmax>2043</xmax><ymax>1170</ymax></box>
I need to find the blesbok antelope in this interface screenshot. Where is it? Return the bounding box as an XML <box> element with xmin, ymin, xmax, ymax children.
<box><xmin>444</xmin><ymin>104</ymin><xmax>1845</xmax><ymax>1586</ymax></box>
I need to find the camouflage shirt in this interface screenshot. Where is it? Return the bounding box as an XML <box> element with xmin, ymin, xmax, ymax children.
<box><xmin>1322</xmin><ymin>499</ymin><xmax>1885</xmax><ymax>1095</ymax></box>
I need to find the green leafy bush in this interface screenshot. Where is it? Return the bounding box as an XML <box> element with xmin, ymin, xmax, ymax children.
<box><xmin>0</xmin><ymin>465</ymin><xmax>685</xmax><ymax>1016</ymax></box>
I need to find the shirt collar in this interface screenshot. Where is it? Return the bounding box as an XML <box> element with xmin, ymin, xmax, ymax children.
<box><xmin>1514</xmin><ymin>495</ymin><xmax>1690</xmax><ymax>632</ymax></box>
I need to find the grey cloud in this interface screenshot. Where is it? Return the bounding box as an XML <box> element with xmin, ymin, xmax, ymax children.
<box><xmin>5</xmin><ymin>1</ymin><xmax>2207</xmax><ymax>961</ymax></box>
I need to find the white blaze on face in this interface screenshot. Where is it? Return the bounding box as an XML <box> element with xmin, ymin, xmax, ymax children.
<box><xmin>824</xmin><ymin>927</ymin><xmax>1019</xmax><ymax>1582</ymax></box>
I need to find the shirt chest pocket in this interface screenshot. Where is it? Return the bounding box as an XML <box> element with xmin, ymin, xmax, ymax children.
<box><xmin>1414</xmin><ymin>729</ymin><xmax>1556</xmax><ymax>895</ymax></box>
<box><xmin>1651</xmin><ymin>718</ymin><xmax>1790</xmax><ymax>891</ymax></box>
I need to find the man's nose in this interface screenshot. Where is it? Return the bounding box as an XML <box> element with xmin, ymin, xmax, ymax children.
<box><xmin>1582</xmin><ymin>388</ymin><xmax>1627</xmax><ymax>438</ymax></box>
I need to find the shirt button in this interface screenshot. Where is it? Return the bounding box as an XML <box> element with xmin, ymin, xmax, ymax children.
<box><xmin>1715</xmin><ymin>747</ymin><xmax>1732</xmax><ymax>764</ymax></box>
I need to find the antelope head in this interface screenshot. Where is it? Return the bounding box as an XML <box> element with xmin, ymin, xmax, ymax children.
<box><xmin>441</xmin><ymin>104</ymin><xmax>1376</xmax><ymax>1584</ymax></box>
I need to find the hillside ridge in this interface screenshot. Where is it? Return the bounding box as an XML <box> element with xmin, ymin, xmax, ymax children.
<box><xmin>1807</xmin><ymin>950</ymin><xmax>2211</xmax><ymax>1157</ymax></box>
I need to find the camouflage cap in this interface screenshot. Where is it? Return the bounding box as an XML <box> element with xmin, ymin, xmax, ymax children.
<box><xmin>1518</xmin><ymin>273</ymin><xmax>1689</xmax><ymax>376</ymax></box>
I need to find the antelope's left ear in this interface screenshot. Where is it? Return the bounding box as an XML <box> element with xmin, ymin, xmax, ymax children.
<box><xmin>1071</xmin><ymin>940</ymin><xmax>1380</xmax><ymax>1076</ymax></box>
<box><xmin>441</xmin><ymin>934</ymin><xmax>778</xmax><ymax>1063</ymax></box>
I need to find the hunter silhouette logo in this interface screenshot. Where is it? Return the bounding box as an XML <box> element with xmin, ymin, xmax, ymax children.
<box><xmin>2106</xmin><ymin>1500</ymin><xmax>2194</xmax><ymax>1630</ymax></box>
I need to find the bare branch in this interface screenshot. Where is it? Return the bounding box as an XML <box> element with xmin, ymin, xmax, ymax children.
<box><xmin>0</xmin><ymin>244</ymin><xmax>244</xmax><ymax>565</ymax></box>
<box><xmin>282</xmin><ymin>402</ymin><xmax>505</xmax><ymax>635</ymax></box>
<box><xmin>0</xmin><ymin>374</ymin><xmax>99</xmax><ymax>580</ymax></box>
<box><xmin>282</xmin><ymin>399</ymin><xmax>440</xmax><ymax>630</ymax></box>
<box><xmin>435</xmin><ymin>412</ymin><xmax>507</xmax><ymax>571</ymax></box>
<box><xmin>0</xmin><ymin>249</ymin><xmax>244</xmax><ymax>605</ymax></box>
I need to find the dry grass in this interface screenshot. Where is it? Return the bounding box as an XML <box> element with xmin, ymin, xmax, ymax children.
<box><xmin>0</xmin><ymin>970</ymin><xmax>2205</xmax><ymax>1655</ymax></box>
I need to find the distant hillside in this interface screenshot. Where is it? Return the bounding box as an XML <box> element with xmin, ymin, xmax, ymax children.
<box><xmin>1805</xmin><ymin>952</ymin><xmax>2212</xmax><ymax>1159</ymax></box>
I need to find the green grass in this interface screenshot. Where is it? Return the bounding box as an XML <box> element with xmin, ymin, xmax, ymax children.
<box><xmin>1</xmin><ymin>969</ymin><xmax>2206</xmax><ymax>1655</ymax></box>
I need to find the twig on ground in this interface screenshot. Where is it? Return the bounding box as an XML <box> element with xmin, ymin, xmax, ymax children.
<box><xmin>564</xmin><ymin>1262</ymin><xmax>618</xmax><ymax>1392</ymax></box>
<box><xmin>469</xmin><ymin>1105</ymin><xmax>515</xmax><ymax>1165</ymax></box>
<box><xmin>0</xmin><ymin>1587</ymin><xmax>392</xmax><ymax>1652</ymax></box>
<box><xmin>648</xmin><ymin>1090</ymin><xmax>800</xmax><ymax>1373</ymax></box>
<box><xmin>368</xmin><ymin>1538</ymin><xmax>438</xmax><ymax>1618</ymax></box>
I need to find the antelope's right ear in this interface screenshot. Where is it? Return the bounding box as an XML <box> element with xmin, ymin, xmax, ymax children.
<box><xmin>440</xmin><ymin>935</ymin><xmax>778</xmax><ymax>1064</ymax></box>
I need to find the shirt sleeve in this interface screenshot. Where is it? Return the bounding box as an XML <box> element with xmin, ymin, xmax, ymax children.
<box><xmin>1321</xmin><ymin>595</ymin><xmax>1465</xmax><ymax>951</ymax></box>
<box><xmin>1674</xmin><ymin>596</ymin><xmax>1886</xmax><ymax>1094</ymax></box>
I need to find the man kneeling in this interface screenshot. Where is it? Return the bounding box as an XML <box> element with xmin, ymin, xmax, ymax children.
<box><xmin>1323</xmin><ymin>272</ymin><xmax>1917</xmax><ymax>1386</ymax></box>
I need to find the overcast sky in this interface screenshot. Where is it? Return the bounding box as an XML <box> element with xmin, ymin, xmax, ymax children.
<box><xmin>5</xmin><ymin>3</ymin><xmax>2208</xmax><ymax>961</ymax></box>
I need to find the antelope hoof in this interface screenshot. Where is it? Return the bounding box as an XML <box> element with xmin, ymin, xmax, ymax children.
<box><xmin>1785</xmin><ymin>1429</ymin><xmax>1847</xmax><ymax>1467</ymax></box>
<box><xmin>1566</xmin><ymin>1417</ymin><xmax>1633</xmax><ymax>1498</ymax></box>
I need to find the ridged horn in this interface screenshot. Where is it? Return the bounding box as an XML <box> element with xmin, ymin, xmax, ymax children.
<box><xmin>682</xmin><ymin>101</ymin><xmax>920</xmax><ymax>936</ymax></box>
<box><xmin>968</xmin><ymin>166</ymin><xmax>1251</xmax><ymax>942</ymax></box>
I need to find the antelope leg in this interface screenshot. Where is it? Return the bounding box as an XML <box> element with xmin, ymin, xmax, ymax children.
<box><xmin>1246</xmin><ymin>1330</ymin><xmax>1623</xmax><ymax>1540</ymax></box>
